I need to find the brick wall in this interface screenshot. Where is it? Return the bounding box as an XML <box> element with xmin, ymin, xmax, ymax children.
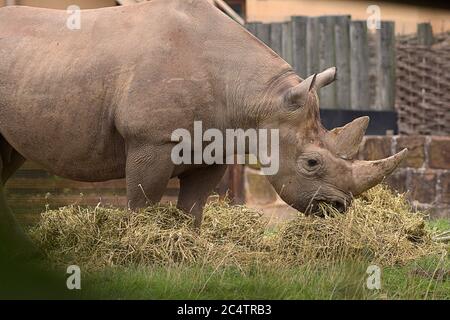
<box><xmin>245</xmin><ymin>135</ymin><xmax>450</xmax><ymax>219</ymax></box>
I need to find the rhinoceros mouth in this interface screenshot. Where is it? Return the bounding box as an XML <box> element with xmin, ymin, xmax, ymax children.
<box><xmin>328</xmin><ymin>200</ymin><xmax>347</xmax><ymax>213</ymax></box>
<box><xmin>304</xmin><ymin>195</ymin><xmax>350</xmax><ymax>216</ymax></box>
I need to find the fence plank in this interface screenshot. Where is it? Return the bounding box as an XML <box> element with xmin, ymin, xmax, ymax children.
<box><xmin>306</xmin><ymin>17</ymin><xmax>319</xmax><ymax>75</ymax></box>
<box><xmin>375</xmin><ymin>21</ymin><xmax>396</xmax><ymax>111</ymax></box>
<box><xmin>350</xmin><ymin>20</ymin><xmax>370</xmax><ymax>110</ymax></box>
<box><xmin>318</xmin><ymin>16</ymin><xmax>337</xmax><ymax>109</ymax></box>
<box><xmin>282</xmin><ymin>21</ymin><xmax>293</xmax><ymax>65</ymax></box>
<box><xmin>256</xmin><ymin>23</ymin><xmax>271</xmax><ymax>46</ymax></box>
<box><xmin>367</xmin><ymin>31</ymin><xmax>378</xmax><ymax>109</ymax></box>
<box><xmin>270</xmin><ymin>22</ymin><xmax>283</xmax><ymax>56</ymax></box>
<box><xmin>417</xmin><ymin>23</ymin><xmax>434</xmax><ymax>46</ymax></box>
<box><xmin>245</xmin><ymin>22</ymin><xmax>258</xmax><ymax>36</ymax></box>
<box><xmin>334</xmin><ymin>15</ymin><xmax>351</xmax><ymax>109</ymax></box>
<box><xmin>291</xmin><ymin>16</ymin><xmax>308</xmax><ymax>77</ymax></box>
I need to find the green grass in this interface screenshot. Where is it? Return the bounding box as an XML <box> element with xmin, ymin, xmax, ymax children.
<box><xmin>23</xmin><ymin>196</ymin><xmax>450</xmax><ymax>300</ymax></box>
<box><xmin>63</xmin><ymin>216</ymin><xmax>450</xmax><ymax>300</ymax></box>
<box><xmin>80</xmin><ymin>256</ymin><xmax>450</xmax><ymax>300</ymax></box>
<box><xmin>428</xmin><ymin>219</ymin><xmax>450</xmax><ymax>232</ymax></box>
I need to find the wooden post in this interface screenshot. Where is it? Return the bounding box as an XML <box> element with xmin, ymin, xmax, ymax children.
<box><xmin>215</xmin><ymin>172</ymin><xmax>230</xmax><ymax>201</ymax></box>
<box><xmin>375</xmin><ymin>21</ymin><xmax>396</xmax><ymax>111</ymax></box>
<box><xmin>229</xmin><ymin>165</ymin><xmax>245</xmax><ymax>204</ymax></box>
<box><xmin>256</xmin><ymin>23</ymin><xmax>271</xmax><ymax>46</ymax></box>
<box><xmin>334</xmin><ymin>15</ymin><xmax>351</xmax><ymax>109</ymax></box>
<box><xmin>318</xmin><ymin>16</ymin><xmax>337</xmax><ymax>109</ymax></box>
<box><xmin>306</xmin><ymin>17</ymin><xmax>319</xmax><ymax>75</ymax></box>
<box><xmin>270</xmin><ymin>23</ymin><xmax>283</xmax><ymax>56</ymax></box>
<box><xmin>417</xmin><ymin>22</ymin><xmax>433</xmax><ymax>130</ymax></box>
<box><xmin>350</xmin><ymin>20</ymin><xmax>370</xmax><ymax>110</ymax></box>
<box><xmin>291</xmin><ymin>16</ymin><xmax>308</xmax><ymax>77</ymax></box>
<box><xmin>282</xmin><ymin>21</ymin><xmax>293</xmax><ymax>65</ymax></box>
<box><xmin>417</xmin><ymin>23</ymin><xmax>434</xmax><ymax>46</ymax></box>
<box><xmin>367</xmin><ymin>31</ymin><xmax>378</xmax><ymax>109</ymax></box>
<box><xmin>245</xmin><ymin>22</ymin><xmax>259</xmax><ymax>36</ymax></box>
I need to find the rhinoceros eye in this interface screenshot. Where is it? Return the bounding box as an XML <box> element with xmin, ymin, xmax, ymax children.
<box><xmin>298</xmin><ymin>153</ymin><xmax>323</xmax><ymax>175</ymax></box>
<box><xmin>307</xmin><ymin>159</ymin><xmax>319</xmax><ymax>167</ymax></box>
<box><xmin>286</xmin><ymin>103</ymin><xmax>300</xmax><ymax>111</ymax></box>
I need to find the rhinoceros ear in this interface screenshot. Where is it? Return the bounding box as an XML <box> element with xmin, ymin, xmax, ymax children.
<box><xmin>285</xmin><ymin>74</ymin><xmax>317</xmax><ymax>107</ymax></box>
<box><xmin>315</xmin><ymin>67</ymin><xmax>337</xmax><ymax>89</ymax></box>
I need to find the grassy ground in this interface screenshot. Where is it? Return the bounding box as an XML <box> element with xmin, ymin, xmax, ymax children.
<box><xmin>80</xmin><ymin>255</ymin><xmax>449</xmax><ymax>300</ymax></box>
<box><xmin>430</xmin><ymin>219</ymin><xmax>450</xmax><ymax>232</ymax></box>
<box><xmin>78</xmin><ymin>219</ymin><xmax>449</xmax><ymax>300</ymax></box>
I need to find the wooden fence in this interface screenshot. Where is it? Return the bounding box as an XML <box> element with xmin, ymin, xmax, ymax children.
<box><xmin>5</xmin><ymin>161</ymin><xmax>181</xmax><ymax>224</ymax></box>
<box><xmin>7</xmin><ymin>162</ymin><xmax>234</xmax><ymax>225</ymax></box>
<box><xmin>246</xmin><ymin>16</ymin><xmax>396</xmax><ymax>111</ymax></box>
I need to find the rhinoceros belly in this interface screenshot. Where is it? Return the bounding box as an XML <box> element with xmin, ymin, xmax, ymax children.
<box><xmin>0</xmin><ymin>102</ymin><xmax>127</xmax><ymax>182</ymax></box>
<box><xmin>0</xmin><ymin>74</ymin><xmax>127</xmax><ymax>182</ymax></box>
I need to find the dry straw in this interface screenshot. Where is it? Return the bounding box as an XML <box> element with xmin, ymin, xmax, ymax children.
<box><xmin>29</xmin><ymin>185</ymin><xmax>446</xmax><ymax>270</ymax></box>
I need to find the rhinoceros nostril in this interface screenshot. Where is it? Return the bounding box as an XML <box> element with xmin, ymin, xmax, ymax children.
<box><xmin>333</xmin><ymin>201</ymin><xmax>346</xmax><ymax>213</ymax></box>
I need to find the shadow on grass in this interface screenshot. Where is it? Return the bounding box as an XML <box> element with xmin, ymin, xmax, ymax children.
<box><xmin>0</xmin><ymin>183</ymin><xmax>84</xmax><ymax>300</ymax></box>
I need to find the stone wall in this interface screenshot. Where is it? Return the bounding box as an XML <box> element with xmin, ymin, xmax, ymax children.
<box><xmin>363</xmin><ymin>135</ymin><xmax>450</xmax><ymax>218</ymax></box>
<box><xmin>244</xmin><ymin>135</ymin><xmax>450</xmax><ymax>219</ymax></box>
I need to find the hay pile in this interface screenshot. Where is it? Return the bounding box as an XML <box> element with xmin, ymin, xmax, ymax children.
<box><xmin>277</xmin><ymin>186</ymin><xmax>443</xmax><ymax>265</ymax></box>
<box><xmin>29</xmin><ymin>186</ymin><xmax>446</xmax><ymax>270</ymax></box>
<box><xmin>29</xmin><ymin>199</ymin><xmax>270</xmax><ymax>269</ymax></box>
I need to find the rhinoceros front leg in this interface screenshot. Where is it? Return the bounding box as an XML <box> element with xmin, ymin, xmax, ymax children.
<box><xmin>177</xmin><ymin>165</ymin><xmax>227</xmax><ymax>229</ymax></box>
<box><xmin>125</xmin><ymin>145</ymin><xmax>174</xmax><ymax>210</ymax></box>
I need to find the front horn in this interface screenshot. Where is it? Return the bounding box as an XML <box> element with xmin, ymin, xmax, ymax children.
<box><xmin>351</xmin><ymin>148</ymin><xmax>408</xmax><ymax>196</ymax></box>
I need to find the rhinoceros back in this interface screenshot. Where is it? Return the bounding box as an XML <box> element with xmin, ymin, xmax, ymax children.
<box><xmin>0</xmin><ymin>5</ymin><xmax>132</xmax><ymax>181</ymax></box>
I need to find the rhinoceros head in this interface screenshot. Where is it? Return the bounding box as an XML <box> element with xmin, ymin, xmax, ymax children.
<box><xmin>265</xmin><ymin>67</ymin><xmax>407</xmax><ymax>214</ymax></box>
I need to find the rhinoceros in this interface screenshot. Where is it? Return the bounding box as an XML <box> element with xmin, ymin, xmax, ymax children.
<box><xmin>0</xmin><ymin>0</ymin><xmax>406</xmax><ymax>252</ymax></box>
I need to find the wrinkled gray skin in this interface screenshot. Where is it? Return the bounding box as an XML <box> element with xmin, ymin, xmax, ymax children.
<box><xmin>0</xmin><ymin>0</ymin><xmax>406</xmax><ymax>254</ymax></box>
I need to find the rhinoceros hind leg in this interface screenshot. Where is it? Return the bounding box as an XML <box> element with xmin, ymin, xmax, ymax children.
<box><xmin>177</xmin><ymin>165</ymin><xmax>227</xmax><ymax>229</ymax></box>
<box><xmin>125</xmin><ymin>144</ymin><xmax>174</xmax><ymax>210</ymax></box>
